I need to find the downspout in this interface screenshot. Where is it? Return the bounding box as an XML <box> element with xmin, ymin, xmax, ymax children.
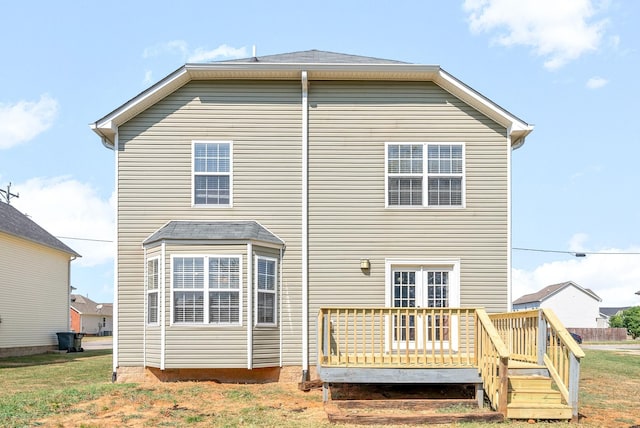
<box><xmin>507</xmin><ymin>127</ymin><xmax>513</xmax><ymax>312</ymax></box>
<box><xmin>160</xmin><ymin>242</ymin><xmax>166</xmax><ymax>370</ymax></box>
<box><xmin>247</xmin><ymin>242</ymin><xmax>253</xmax><ymax>369</ymax></box>
<box><xmin>143</xmin><ymin>248</ymin><xmax>147</xmax><ymax>367</ymax></box>
<box><xmin>112</xmin><ymin>130</ymin><xmax>119</xmax><ymax>381</ymax></box>
<box><xmin>279</xmin><ymin>246</ymin><xmax>284</xmax><ymax>367</ymax></box>
<box><xmin>301</xmin><ymin>71</ymin><xmax>309</xmax><ymax>380</ymax></box>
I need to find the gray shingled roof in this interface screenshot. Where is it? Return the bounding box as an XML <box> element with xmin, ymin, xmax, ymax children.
<box><xmin>143</xmin><ymin>220</ymin><xmax>284</xmax><ymax>247</ymax></box>
<box><xmin>222</xmin><ymin>49</ymin><xmax>408</xmax><ymax>64</ymax></box>
<box><xmin>599</xmin><ymin>307</ymin><xmax>631</xmax><ymax>317</ymax></box>
<box><xmin>70</xmin><ymin>294</ymin><xmax>113</xmax><ymax>316</ymax></box>
<box><xmin>0</xmin><ymin>202</ymin><xmax>80</xmax><ymax>257</ymax></box>
<box><xmin>513</xmin><ymin>281</ymin><xmax>601</xmax><ymax>305</ymax></box>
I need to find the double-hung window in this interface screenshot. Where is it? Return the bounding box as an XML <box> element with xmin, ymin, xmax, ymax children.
<box><xmin>172</xmin><ymin>255</ymin><xmax>241</xmax><ymax>325</ymax></box>
<box><xmin>193</xmin><ymin>141</ymin><xmax>232</xmax><ymax>206</ymax></box>
<box><xmin>386</xmin><ymin>143</ymin><xmax>464</xmax><ymax>207</ymax></box>
<box><xmin>255</xmin><ymin>257</ymin><xmax>277</xmax><ymax>326</ymax></box>
<box><xmin>146</xmin><ymin>258</ymin><xmax>159</xmax><ymax>325</ymax></box>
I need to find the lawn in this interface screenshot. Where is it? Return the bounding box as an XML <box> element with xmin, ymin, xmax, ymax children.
<box><xmin>1</xmin><ymin>349</ymin><xmax>638</xmax><ymax>427</ymax></box>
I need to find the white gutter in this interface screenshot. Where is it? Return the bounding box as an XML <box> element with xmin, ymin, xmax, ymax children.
<box><xmin>301</xmin><ymin>70</ymin><xmax>309</xmax><ymax>378</ymax></box>
<box><xmin>143</xmin><ymin>247</ymin><xmax>147</xmax><ymax>367</ymax></box>
<box><xmin>279</xmin><ymin>246</ymin><xmax>284</xmax><ymax>367</ymax></box>
<box><xmin>247</xmin><ymin>242</ymin><xmax>253</xmax><ymax>369</ymax></box>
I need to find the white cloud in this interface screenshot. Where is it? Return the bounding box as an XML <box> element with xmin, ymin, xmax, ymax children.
<box><xmin>513</xmin><ymin>241</ymin><xmax>640</xmax><ymax>307</ymax></box>
<box><xmin>12</xmin><ymin>177</ymin><xmax>115</xmax><ymax>268</ymax></box>
<box><xmin>463</xmin><ymin>0</ymin><xmax>610</xmax><ymax>70</ymax></box>
<box><xmin>586</xmin><ymin>76</ymin><xmax>608</xmax><ymax>89</ymax></box>
<box><xmin>187</xmin><ymin>44</ymin><xmax>247</xmax><ymax>62</ymax></box>
<box><xmin>142</xmin><ymin>41</ymin><xmax>246</xmax><ymax>63</ymax></box>
<box><xmin>143</xmin><ymin>70</ymin><xmax>154</xmax><ymax>85</ymax></box>
<box><xmin>0</xmin><ymin>94</ymin><xmax>59</xmax><ymax>149</ymax></box>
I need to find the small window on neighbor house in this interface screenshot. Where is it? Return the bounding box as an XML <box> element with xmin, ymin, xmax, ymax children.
<box><xmin>193</xmin><ymin>141</ymin><xmax>232</xmax><ymax>206</ymax></box>
<box><xmin>386</xmin><ymin>143</ymin><xmax>464</xmax><ymax>207</ymax></box>
<box><xmin>256</xmin><ymin>257</ymin><xmax>277</xmax><ymax>326</ymax></box>
<box><xmin>146</xmin><ymin>258</ymin><xmax>159</xmax><ymax>324</ymax></box>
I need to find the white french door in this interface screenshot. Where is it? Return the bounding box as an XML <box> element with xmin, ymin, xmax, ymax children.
<box><xmin>391</xmin><ymin>266</ymin><xmax>457</xmax><ymax>351</ymax></box>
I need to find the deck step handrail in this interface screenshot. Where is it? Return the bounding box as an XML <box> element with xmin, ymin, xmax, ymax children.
<box><xmin>490</xmin><ymin>308</ymin><xmax>584</xmax><ymax>421</ymax></box>
<box><xmin>475</xmin><ymin>308</ymin><xmax>510</xmax><ymax>416</ymax></box>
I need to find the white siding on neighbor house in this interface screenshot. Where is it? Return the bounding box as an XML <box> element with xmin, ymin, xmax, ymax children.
<box><xmin>77</xmin><ymin>314</ymin><xmax>113</xmax><ymax>335</ymax></box>
<box><xmin>540</xmin><ymin>287</ymin><xmax>600</xmax><ymax>328</ymax></box>
<box><xmin>0</xmin><ymin>232</ymin><xmax>70</xmax><ymax>350</ymax></box>
<box><xmin>117</xmin><ymin>80</ymin><xmax>301</xmax><ymax>369</ymax></box>
<box><xmin>306</xmin><ymin>81</ymin><xmax>510</xmax><ymax>362</ymax></box>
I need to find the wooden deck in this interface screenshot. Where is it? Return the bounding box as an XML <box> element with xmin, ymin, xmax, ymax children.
<box><xmin>317</xmin><ymin>307</ymin><xmax>584</xmax><ymax>421</ymax></box>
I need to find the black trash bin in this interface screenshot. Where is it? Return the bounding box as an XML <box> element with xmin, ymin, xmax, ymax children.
<box><xmin>56</xmin><ymin>332</ymin><xmax>75</xmax><ymax>351</ymax></box>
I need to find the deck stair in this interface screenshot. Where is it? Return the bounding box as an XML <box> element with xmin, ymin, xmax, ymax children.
<box><xmin>506</xmin><ymin>362</ymin><xmax>572</xmax><ymax>420</ymax></box>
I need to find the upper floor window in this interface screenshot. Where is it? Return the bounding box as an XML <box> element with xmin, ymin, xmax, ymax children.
<box><xmin>386</xmin><ymin>143</ymin><xmax>464</xmax><ymax>208</ymax></box>
<box><xmin>193</xmin><ymin>141</ymin><xmax>232</xmax><ymax>206</ymax></box>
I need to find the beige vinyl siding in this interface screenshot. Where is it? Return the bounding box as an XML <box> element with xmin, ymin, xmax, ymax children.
<box><xmin>0</xmin><ymin>232</ymin><xmax>70</xmax><ymax>350</ymax></box>
<box><xmin>118</xmin><ymin>81</ymin><xmax>302</xmax><ymax>368</ymax></box>
<box><xmin>306</xmin><ymin>81</ymin><xmax>509</xmax><ymax>362</ymax></box>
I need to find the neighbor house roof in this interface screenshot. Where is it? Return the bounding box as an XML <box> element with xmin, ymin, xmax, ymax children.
<box><xmin>70</xmin><ymin>294</ymin><xmax>113</xmax><ymax>316</ymax></box>
<box><xmin>143</xmin><ymin>220</ymin><xmax>285</xmax><ymax>248</ymax></box>
<box><xmin>599</xmin><ymin>307</ymin><xmax>630</xmax><ymax>317</ymax></box>
<box><xmin>92</xmin><ymin>49</ymin><xmax>533</xmax><ymax>149</ymax></box>
<box><xmin>513</xmin><ymin>281</ymin><xmax>602</xmax><ymax>305</ymax></box>
<box><xmin>0</xmin><ymin>202</ymin><xmax>80</xmax><ymax>257</ymax></box>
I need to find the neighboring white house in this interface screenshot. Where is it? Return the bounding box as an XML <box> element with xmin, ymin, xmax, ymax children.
<box><xmin>0</xmin><ymin>202</ymin><xmax>80</xmax><ymax>357</ymax></box>
<box><xmin>70</xmin><ymin>294</ymin><xmax>113</xmax><ymax>336</ymax></box>
<box><xmin>513</xmin><ymin>281</ymin><xmax>602</xmax><ymax>328</ymax></box>
<box><xmin>597</xmin><ymin>307</ymin><xmax>631</xmax><ymax>328</ymax></box>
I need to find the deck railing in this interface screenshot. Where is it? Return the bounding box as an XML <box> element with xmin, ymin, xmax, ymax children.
<box><xmin>490</xmin><ymin>309</ymin><xmax>540</xmax><ymax>364</ymax></box>
<box><xmin>317</xmin><ymin>307</ymin><xmax>478</xmax><ymax>368</ymax></box>
<box><xmin>476</xmin><ymin>308</ymin><xmax>510</xmax><ymax>416</ymax></box>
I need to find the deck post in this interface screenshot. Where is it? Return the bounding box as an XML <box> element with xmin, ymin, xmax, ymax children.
<box><xmin>537</xmin><ymin>311</ymin><xmax>547</xmax><ymax>365</ymax></box>
<box><xmin>323</xmin><ymin>382</ymin><xmax>330</xmax><ymax>402</ymax></box>
<box><xmin>498</xmin><ymin>357</ymin><xmax>509</xmax><ymax>417</ymax></box>
<box><xmin>568</xmin><ymin>353</ymin><xmax>581</xmax><ymax>422</ymax></box>
<box><xmin>475</xmin><ymin>383</ymin><xmax>484</xmax><ymax>408</ymax></box>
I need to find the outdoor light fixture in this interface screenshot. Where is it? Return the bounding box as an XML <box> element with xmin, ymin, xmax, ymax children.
<box><xmin>360</xmin><ymin>259</ymin><xmax>370</xmax><ymax>270</ymax></box>
<box><xmin>574</xmin><ymin>252</ymin><xmax>586</xmax><ymax>258</ymax></box>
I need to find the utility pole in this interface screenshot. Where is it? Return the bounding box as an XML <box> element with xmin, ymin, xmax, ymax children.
<box><xmin>0</xmin><ymin>182</ymin><xmax>19</xmax><ymax>204</ymax></box>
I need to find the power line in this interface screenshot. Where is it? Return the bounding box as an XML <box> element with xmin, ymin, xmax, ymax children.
<box><xmin>56</xmin><ymin>236</ymin><xmax>113</xmax><ymax>243</ymax></box>
<box><xmin>513</xmin><ymin>247</ymin><xmax>640</xmax><ymax>256</ymax></box>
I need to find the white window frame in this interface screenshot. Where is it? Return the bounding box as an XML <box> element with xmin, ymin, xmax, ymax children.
<box><xmin>146</xmin><ymin>256</ymin><xmax>160</xmax><ymax>326</ymax></box>
<box><xmin>254</xmin><ymin>256</ymin><xmax>278</xmax><ymax>327</ymax></box>
<box><xmin>170</xmin><ymin>254</ymin><xmax>243</xmax><ymax>326</ymax></box>
<box><xmin>192</xmin><ymin>140</ymin><xmax>233</xmax><ymax>208</ymax></box>
<box><xmin>385</xmin><ymin>142</ymin><xmax>465</xmax><ymax>208</ymax></box>
<box><xmin>384</xmin><ymin>258</ymin><xmax>461</xmax><ymax>351</ymax></box>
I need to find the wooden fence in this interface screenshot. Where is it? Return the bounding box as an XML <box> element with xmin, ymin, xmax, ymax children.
<box><xmin>567</xmin><ymin>327</ymin><xmax>628</xmax><ymax>342</ymax></box>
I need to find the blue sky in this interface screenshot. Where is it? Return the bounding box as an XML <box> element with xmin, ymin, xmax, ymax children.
<box><xmin>1</xmin><ymin>0</ymin><xmax>639</xmax><ymax>307</ymax></box>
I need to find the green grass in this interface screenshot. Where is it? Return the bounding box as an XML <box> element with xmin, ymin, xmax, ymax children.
<box><xmin>1</xmin><ymin>348</ymin><xmax>639</xmax><ymax>427</ymax></box>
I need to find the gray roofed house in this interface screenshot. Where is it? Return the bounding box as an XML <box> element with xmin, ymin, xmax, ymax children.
<box><xmin>513</xmin><ymin>281</ymin><xmax>602</xmax><ymax>328</ymax></box>
<box><xmin>0</xmin><ymin>202</ymin><xmax>80</xmax><ymax>257</ymax></box>
<box><xmin>599</xmin><ymin>307</ymin><xmax>631</xmax><ymax>318</ymax></box>
<box><xmin>70</xmin><ymin>294</ymin><xmax>113</xmax><ymax>336</ymax></box>
<box><xmin>1</xmin><ymin>201</ymin><xmax>80</xmax><ymax>357</ymax></box>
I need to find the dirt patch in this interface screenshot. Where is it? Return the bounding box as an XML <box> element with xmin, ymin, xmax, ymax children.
<box><xmin>37</xmin><ymin>382</ymin><xmax>328</xmax><ymax>427</ymax></box>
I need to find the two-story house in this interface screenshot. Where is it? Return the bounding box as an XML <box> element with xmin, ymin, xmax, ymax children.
<box><xmin>92</xmin><ymin>50</ymin><xmax>584</xmax><ymax>420</ymax></box>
